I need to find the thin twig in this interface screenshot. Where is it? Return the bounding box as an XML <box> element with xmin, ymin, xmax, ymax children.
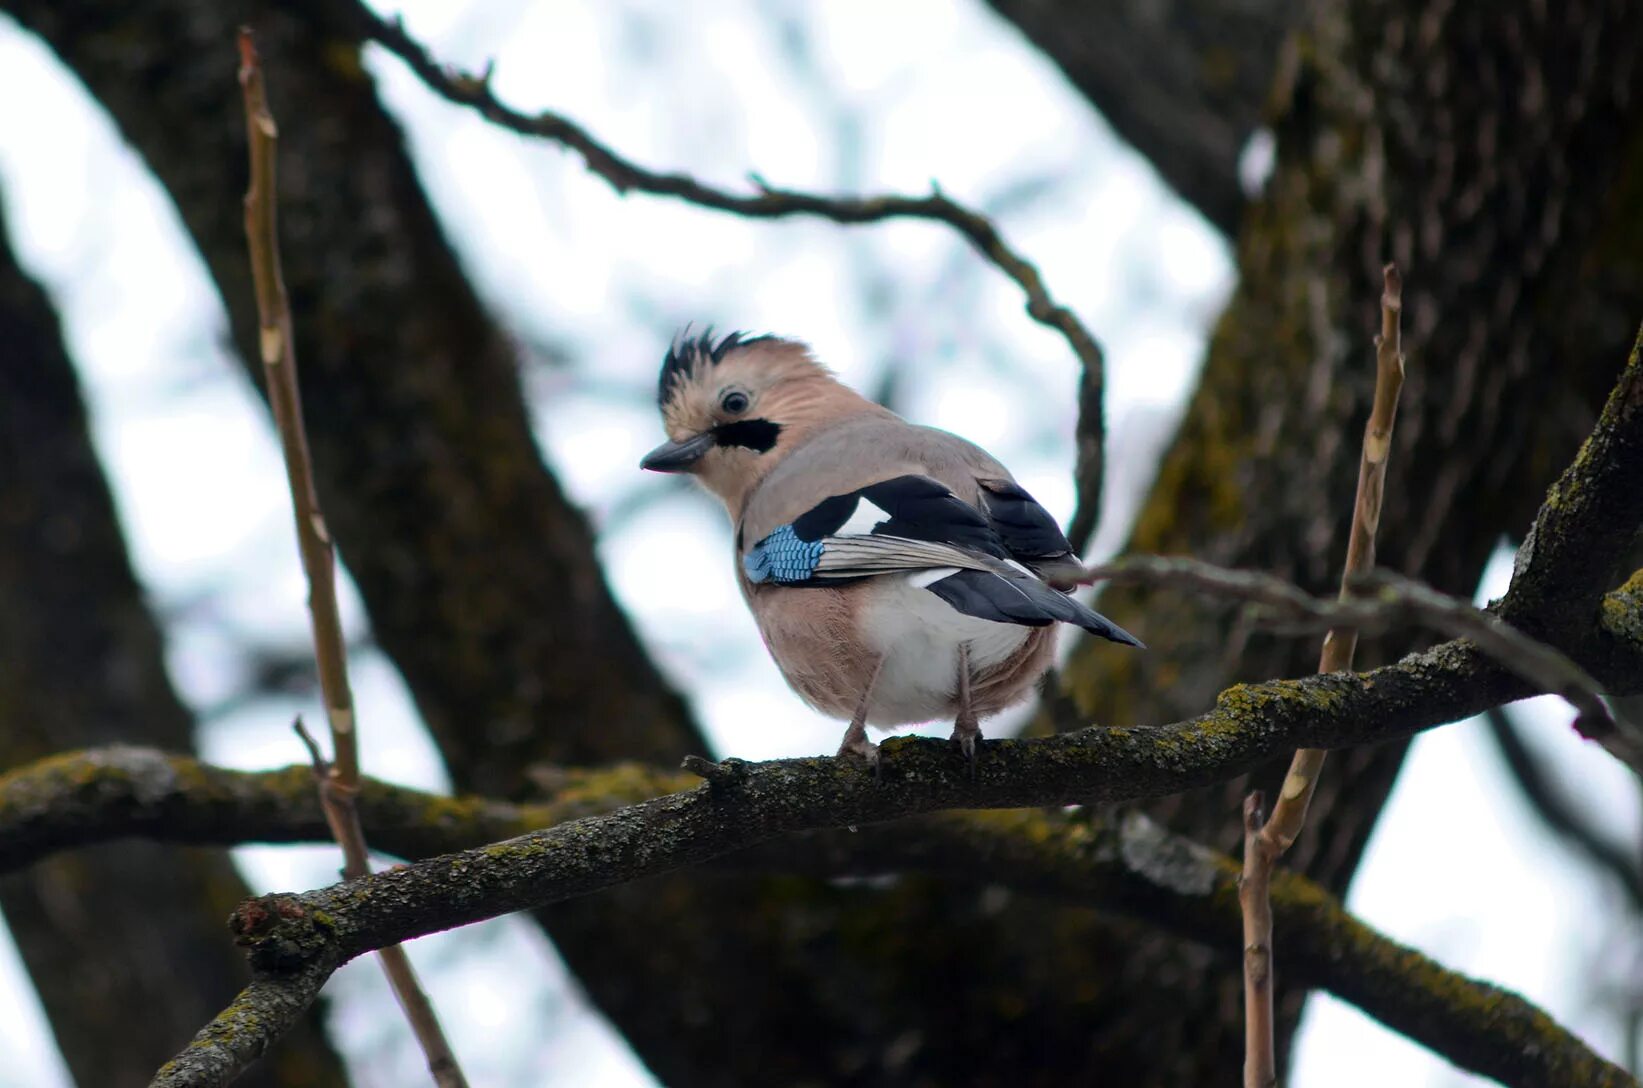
<box><xmin>1081</xmin><ymin>555</ymin><xmax>1637</xmax><ymax>766</ymax></box>
<box><xmin>357</xmin><ymin>11</ymin><xmax>1108</xmax><ymax>521</ymax></box>
<box><xmin>237</xmin><ymin>30</ymin><xmax>466</xmax><ymax>1088</ymax></box>
<box><xmin>1238</xmin><ymin>791</ymin><xmax>1276</xmax><ymax>1088</ymax></box>
<box><xmin>1240</xmin><ymin>263</ymin><xmax>1406</xmax><ymax>1088</ymax></box>
<box><xmin>1067</xmin><ymin>351</ymin><xmax>1106</xmax><ymax>552</ymax></box>
<box><xmin>1360</xmin><ymin>571</ymin><xmax>1639</xmax><ymax>769</ymax></box>
<box><xmin>1264</xmin><ymin>264</ymin><xmax>1407</xmax><ymax>847</ymax></box>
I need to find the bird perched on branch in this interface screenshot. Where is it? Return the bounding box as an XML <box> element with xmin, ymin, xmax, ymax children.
<box><xmin>642</xmin><ymin>331</ymin><xmax>1141</xmax><ymax>764</ymax></box>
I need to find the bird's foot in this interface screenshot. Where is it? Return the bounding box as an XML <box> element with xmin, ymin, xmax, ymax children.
<box><xmin>950</xmin><ymin>714</ymin><xmax>981</xmax><ymax>778</ymax></box>
<box><xmin>837</xmin><ymin>721</ymin><xmax>882</xmax><ymax>777</ymax></box>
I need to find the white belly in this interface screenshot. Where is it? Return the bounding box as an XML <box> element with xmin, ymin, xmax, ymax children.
<box><xmin>857</xmin><ymin>574</ymin><xmax>1029</xmax><ymax>725</ymax></box>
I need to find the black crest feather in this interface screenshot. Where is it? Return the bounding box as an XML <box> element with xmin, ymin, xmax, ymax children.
<box><xmin>657</xmin><ymin>328</ymin><xmax>775</xmax><ymax>405</ymax></box>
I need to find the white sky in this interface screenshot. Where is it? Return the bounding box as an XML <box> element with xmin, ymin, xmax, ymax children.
<box><xmin>0</xmin><ymin>1</ymin><xmax>1635</xmax><ymax>1085</ymax></box>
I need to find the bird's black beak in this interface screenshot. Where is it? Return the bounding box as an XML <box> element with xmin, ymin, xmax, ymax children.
<box><xmin>640</xmin><ymin>431</ymin><xmax>715</xmax><ymax>473</ymax></box>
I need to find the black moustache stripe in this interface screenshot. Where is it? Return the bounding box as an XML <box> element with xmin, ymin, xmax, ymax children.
<box><xmin>713</xmin><ymin>419</ymin><xmax>782</xmax><ymax>453</ymax></box>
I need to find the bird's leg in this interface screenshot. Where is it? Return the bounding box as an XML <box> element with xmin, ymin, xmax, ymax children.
<box><xmin>837</xmin><ymin>656</ymin><xmax>885</xmax><ymax>768</ymax></box>
<box><xmin>951</xmin><ymin>641</ymin><xmax>981</xmax><ymax>771</ymax></box>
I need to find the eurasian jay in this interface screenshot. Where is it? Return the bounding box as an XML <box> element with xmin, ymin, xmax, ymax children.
<box><xmin>641</xmin><ymin>331</ymin><xmax>1142</xmax><ymax>763</ymax></box>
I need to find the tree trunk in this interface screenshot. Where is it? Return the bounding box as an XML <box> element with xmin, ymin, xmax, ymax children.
<box><xmin>0</xmin><ymin>196</ymin><xmax>347</xmax><ymax>1086</ymax></box>
<box><xmin>1044</xmin><ymin>0</ymin><xmax>1643</xmax><ymax>1076</ymax></box>
<box><xmin>985</xmin><ymin>0</ymin><xmax>1293</xmax><ymax>235</ymax></box>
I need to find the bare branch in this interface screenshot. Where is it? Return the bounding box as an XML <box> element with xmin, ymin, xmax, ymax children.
<box><xmin>1238</xmin><ymin>790</ymin><xmax>1277</xmax><ymax>1088</ymax></box>
<box><xmin>237</xmin><ymin>30</ymin><xmax>357</xmax><ymax>793</ymax></box>
<box><xmin>237</xmin><ymin>30</ymin><xmax>464</xmax><ymax>1087</ymax></box>
<box><xmin>1067</xmin><ymin>351</ymin><xmax>1105</xmax><ymax>552</ymax></box>
<box><xmin>355</xmin><ymin>10</ymin><xmax>1107</xmax><ymax>490</ymax></box>
<box><xmin>1239</xmin><ymin>263</ymin><xmax>1406</xmax><ymax>1086</ymax></box>
<box><xmin>1360</xmin><ymin>571</ymin><xmax>1640</xmax><ymax>771</ymax></box>
<box><xmin>1083</xmin><ymin>556</ymin><xmax>1637</xmax><ymax>770</ymax></box>
<box><xmin>1264</xmin><ymin>263</ymin><xmax>1407</xmax><ymax>848</ymax></box>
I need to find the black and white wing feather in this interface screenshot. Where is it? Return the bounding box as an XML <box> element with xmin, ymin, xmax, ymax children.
<box><xmin>975</xmin><ymin>477</ymin><xmax>1087</xmax><ymax>585</ymax></box>
<box><xmin>742</xmin><ymin>474</ymin><xmax>1141</xmax><ymax>646</ymax></box>
<box><xmin>743</xmin><ymin>475</ymin><xmax>1001</xmax><ymax>583</ymax></box>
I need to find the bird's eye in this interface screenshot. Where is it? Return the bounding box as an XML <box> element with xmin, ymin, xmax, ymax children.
<box><xmin>720</xmin><ymin>390</ymin><xmax>750</xmax><ymax>414</ymax></box>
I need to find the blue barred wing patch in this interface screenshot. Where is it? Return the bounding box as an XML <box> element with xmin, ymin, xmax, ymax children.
<box><xmin>744</xmin><ymin>525</ymin><xmax>825</xmax><ymax>584</ymax></box>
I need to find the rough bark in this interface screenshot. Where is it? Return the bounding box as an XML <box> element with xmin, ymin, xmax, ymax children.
<box><xmin>0</xmin><ymin>198</ymin><xmax>345</xmax><ymax>1085</ymax></box>
<box><xmin>985</xmin><ymin>0</ymin><xmax>1293</xmax><ymax>234</ymax></box>
<box><xmin>1046</xmin><ymin>0</ymin><xmax>1643</xmax><ymax>1078</ymax></box>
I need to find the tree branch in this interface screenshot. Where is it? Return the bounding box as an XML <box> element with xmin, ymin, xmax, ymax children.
<box><xmin>1501</xmin><ymin>328</ymin><xmax>1643</xmax><ymax>662</ymax></box>
<box><xmin>2</xmin><ymin>745</ymin><xmax>1625</xmax><ymax>1088</ymax></box>
<box><xmin>745</xmin><ymin>812</ymin><xmax>1638</xmax><ymax>1088</ymax></box>
<box><xmin>1067</xmin><ymin>349</ymin><xmax>1105</xmax><ymax>552</ymax></box>
<box><xmin>149</xmin><ymin>961</ymin><xmax>332</xmax><ymax>1088</ymax></box>
<box><xmin>135</xmin><ymin>613</ymin><xmax>1638</xmax><ymax>1083</ymax></box>
<box><xmin>354</xmin><ymin>9</ymin><xmax>1108</xmax><ymax>509</ymax></box>
<box><xmin>12</xmin><ymin>530</ymin><xmax>1643</xmax><ymax>875</ymax></box>
<box><xmin>0</xmin><ymin>747</ymin><xmax>681</xmax><ymax>876</ymax></box>
<box><xmin>1239</xmin><ymin>264</ymin><xmax>1404</xmax><ymax>1086</ymax></box>
<box><xmin>237</xmin><ymin>31</ymin><xmax>462</xmax><ymax>1086</ymax></box>
<box><xmin>1083</xmin><ymin>556</ymin><xmax>1638</xmax><ymax>772</ymax></box>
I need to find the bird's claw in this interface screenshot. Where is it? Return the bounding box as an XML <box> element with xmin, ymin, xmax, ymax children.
<box><xmin>837</xmin><ymin>733</ymin><xmax>881</xmax><ymax>778</ymax></box>
<box><xmin>951</xmin><ymin>718</ymin><xmax>980</xmax><ymax>779</ymax></box>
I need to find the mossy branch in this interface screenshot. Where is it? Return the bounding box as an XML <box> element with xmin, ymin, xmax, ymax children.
<box><xmin>1499</xmin><ymin>327</ymin><xmax>1643</xmax><ymax>773</ymax></box>
<box><xmin>136</xmin><ymin>616</ymin><xmax>1639</xmax><ymax>1086</ymax></box>
<box><xmin>1502</xmin><ymin>330</ymin><xmax>1643</xmax><ymax>635</ymax></box>
<box><xmin>149</xmin><ymin>959</ymin><xmax>332</xmax><ymax>1088</ymax></box>
<box><xmin>0</xmin><ymin>746</ymin><xmax>686</xmax><ymax>875</ymax></box>
<box><xmin>747</xmin><ymin>813</ymin><xmax>1638</xmax><ymax>1088</ymax></box>
<box><xmin>1</xmin><ymin>746</ymin><xmax>1627</xmax><ymax>1088</ymax></box>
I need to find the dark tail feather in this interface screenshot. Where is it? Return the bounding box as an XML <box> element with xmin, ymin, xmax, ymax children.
<box><xmin>926</xmin><ymin>569</ymin><xmax>1144</xmax><ymax>648</ymax></box>
<box><xmin>1065</xmin><ymin>596</ymin><xmax>1145</xmax><ymax>647</ymax></box>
